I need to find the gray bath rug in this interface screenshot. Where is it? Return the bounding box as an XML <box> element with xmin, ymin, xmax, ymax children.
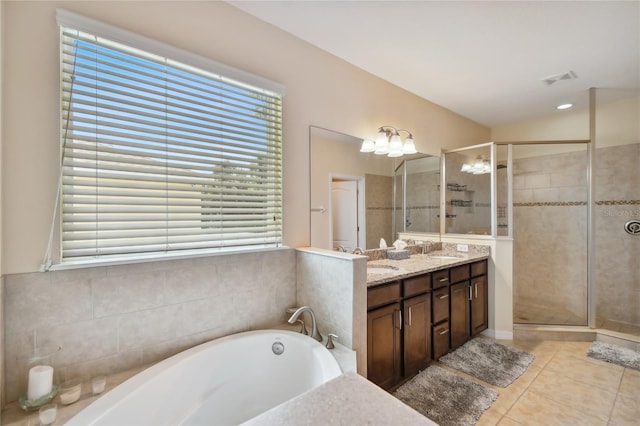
<box><xmin>394</xmin><ymin>365</ymin><xmax>498</xmax><ymax>426</ymax></box>
<box><xmin>439</xmin><ymin>338</ymin><xmax>535</xmax><ymax>387</ymax></box>
<box><xmin>587</xmin><ymin>341</ymin><xmax>640</xmax><ymax>371</ymax></box>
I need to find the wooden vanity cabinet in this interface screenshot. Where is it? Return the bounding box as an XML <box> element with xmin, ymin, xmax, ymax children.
<box><xmin>470</xmin><ymin>262</ymin><xmax>488</xmax><ymax>335</ymax></box>
<box><xmin>450</xmin><ymin>280</ymin><xmax>471</xmax><ymax>349</ymax></box>
<box><xmin>403</xmin><ymin>293</ymin><xmax>431</xmax><ymax>378</ymax></box>
<box><xmin>367</xmin><ymin>274</ymin><xmax>432</xmax><ymax>390</ymax></box>
<box><xmin>449</xmin><ymin>259</ymin><xmax>489</xmax><ymax>351</ymax></box>
<box><xmin>367</xmin><ymin>281</ymin><xmax>402</xmax><ymax>389</ymax></box>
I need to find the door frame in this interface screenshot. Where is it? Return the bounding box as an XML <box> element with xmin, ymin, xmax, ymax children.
<box><xmin>329</xmin><ymin>173</ymin><xmax>366</xmax><ymax>250</ymax></box>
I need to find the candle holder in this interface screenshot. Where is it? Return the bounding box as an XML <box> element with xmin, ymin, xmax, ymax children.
<box><xmin>18</xmin><ymin>346</ymin><xmax>61</xmax><ymax>412</ymax></box>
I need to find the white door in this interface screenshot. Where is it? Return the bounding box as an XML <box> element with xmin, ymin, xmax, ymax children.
<box><xmin>331</xmin><ymin>180</ymin><xmax>359</xmax><ymax>251</ymax></box>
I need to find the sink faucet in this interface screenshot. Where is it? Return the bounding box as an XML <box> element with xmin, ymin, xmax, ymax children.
<box><xmin>336</xmin><ymin>245</ymin><xmax>347</xmax><ymax>252</ymax></box>
<box><xmin>287</xmin><ymin>306</ymin><xmax>323</xmax><ymax>342</ymax></box>
<box><xmin>352</xmin><ymin>247</ymin><xmax>364</xmax><ymax>255</ymax></box>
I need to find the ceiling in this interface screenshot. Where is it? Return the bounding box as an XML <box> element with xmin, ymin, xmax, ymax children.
<box><xmin>228</xmin><ymin>1</ymin><xmax>639</xmax><ymax>128</ymax></box>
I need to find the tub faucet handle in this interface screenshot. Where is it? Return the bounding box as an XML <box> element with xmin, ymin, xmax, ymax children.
<box><xmin>326</xmin><ymin>333</ymin><xmax>338</xmax><ymax>349</ymax></box>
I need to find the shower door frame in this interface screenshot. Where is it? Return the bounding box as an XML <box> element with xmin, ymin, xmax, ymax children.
<box><xmin>496</xmin><ymin>139</ymin><xmax>593</xmax><ymax>328</ymax></box>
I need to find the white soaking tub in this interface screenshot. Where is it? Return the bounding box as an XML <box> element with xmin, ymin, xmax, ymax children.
<box><xmin>66</xmin><ymin>329</ymin><xmax>342</xmax><ymax>425</ymax></box>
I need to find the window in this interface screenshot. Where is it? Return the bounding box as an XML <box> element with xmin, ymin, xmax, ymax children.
<box><xmin>56</xmin><ymin>12</ymin><xmax>283</xmax><ymax>265</ymax></box>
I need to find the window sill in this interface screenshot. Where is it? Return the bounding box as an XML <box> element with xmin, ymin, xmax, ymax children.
<box><xmin>44</xmin><ymin>245</ymin><xmax>289</xmax><ymax>272</ymax></box>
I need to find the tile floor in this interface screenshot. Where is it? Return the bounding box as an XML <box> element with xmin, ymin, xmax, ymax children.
<box><xmin>432</xmin><ymin>339</ymin><xmax>640</xmax><ymax>426</ymax></box>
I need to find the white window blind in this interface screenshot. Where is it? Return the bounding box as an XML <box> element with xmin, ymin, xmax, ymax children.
<box><xmin>59</xmin><ymin>25</ymin><xmax>283</xmax><ymax>263</ymax></box>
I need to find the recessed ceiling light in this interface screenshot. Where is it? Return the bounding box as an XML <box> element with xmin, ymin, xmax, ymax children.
<box><xmin>556</xmin><ymin>103</ymin><xmax>573</xmax><ymax>110</ymax></box>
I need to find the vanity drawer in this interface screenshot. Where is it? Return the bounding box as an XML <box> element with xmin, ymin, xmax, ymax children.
<box><xmin>471</xmin><ymin>260</ymin><xmax>487</xmax><ymax>277</ymax></box>
<box><xmin>432</xmin><ymin>269</ymin><xmax>450</xmax><ymax>288</ymax></box>
<box><xmin>450</xmin><ymin>264</ymin><xmax>470</xmax><ymax>283</ymax></box>
<box><xmin>367</xmin><ymin>281</ymin><xmax>401</xmax><ymax>310</ymax></box>
<box><xmin>432</xmin><ymin>287</ymin><xmax>450</xmax><ymax>324</ymax></box>
<box><xmin>404</xmin><ymin>274</ymin><xmax>431</xmax><ymax>297</ymax></box>
<box><xmin>433</xmin><ymin>321</ymin><xmax>450</xmax><ymax>359</ymax></box>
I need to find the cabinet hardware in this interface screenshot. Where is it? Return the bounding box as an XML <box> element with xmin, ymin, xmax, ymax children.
<box><xmin>439</xmin><ymin>328</ymin><xmax>449</xmax><ymax>335</ymax></box>
<box><xmin>408</xmin><ymin>307</ymin><xmax>412</xmax><ymax>326</ymax></box>
<box><xmin>439</xmin><ymin>277</ymin><xmax>449</xmax><ymax>282</ymax></box>
<box><xmin>469</xmin><ymin>286</ymin><xmax>472</xmax><ymax>301</ymax></box>
<box><xmin>397</xmin><ymin>310</ymin><xmax>402</xmax><ymax>330</ymax></box>
<box><xmin>438</xmin><ymin>294</ymin><xmax>448</xmax><ymax>300</ymax></box>
<box><xmin>475</xmin><ymin>283</ymin><xmax>478</xmax><ymax>298</ymax></box>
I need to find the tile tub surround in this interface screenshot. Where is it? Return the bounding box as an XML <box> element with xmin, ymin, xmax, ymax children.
<box><xmin>3</xmin><ymin>249</ymin><xmax>296</xmax><ymax>404</ymax></box>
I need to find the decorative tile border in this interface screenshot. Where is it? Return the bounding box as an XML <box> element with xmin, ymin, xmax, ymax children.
<box><xmin>596</xmin><ymin>200</ymin><xmax>640</xmax><ymax>206</ymax></box>
<box><xmin>514</xmin><ymin>200</ymin><xmax>639</xmax><ymax>207</ymax></box>
<box><xmin>514</xmin><ymin>201</ymin><xmax>587</xmax><ymax>207</ymax></box>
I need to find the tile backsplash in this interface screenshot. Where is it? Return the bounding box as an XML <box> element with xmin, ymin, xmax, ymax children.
<box><xmin>3</xmin><ymin>249</ymin><xmax>296</xmax><ymax>403</ymax></box>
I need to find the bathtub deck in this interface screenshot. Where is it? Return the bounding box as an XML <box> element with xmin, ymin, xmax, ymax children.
<box><xmin>242</xmin><ymin>372</ymin><xmax>437</xmax><ymax>426</ymax></box>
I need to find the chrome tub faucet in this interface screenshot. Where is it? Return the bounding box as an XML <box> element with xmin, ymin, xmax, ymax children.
<box><xmin>287</xmin><ymin>306</ymin><xmax>323</xmax><ymax>342</ymax></box>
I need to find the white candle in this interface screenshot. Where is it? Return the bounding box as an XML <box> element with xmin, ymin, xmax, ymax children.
<box><xmin>27</xmin><ymin>365</ymin><xmax>53</xmax><ymax>401</ymax></box>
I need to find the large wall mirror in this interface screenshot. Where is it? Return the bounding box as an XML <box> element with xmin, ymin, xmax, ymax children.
<box><xmin>310</xmin><ymin>126</ymin><xmax>441</xmax><ymax>251</ymax></box>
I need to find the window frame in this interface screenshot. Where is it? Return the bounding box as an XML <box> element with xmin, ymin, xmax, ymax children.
<box><xmin>46</xmin><ymin>10</ymin><xmax>286</xmax><ymax>270</ymax></box>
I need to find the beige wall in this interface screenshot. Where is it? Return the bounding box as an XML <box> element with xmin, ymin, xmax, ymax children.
<box><xmin>1</xmin><ymin>1</ymin><xmax>489</xmax><ymax>275</ymax></box>
<box><xmin>1</xmin><ymin>0</ymin><xmax>5</xmax><ymax>408</ymax></box>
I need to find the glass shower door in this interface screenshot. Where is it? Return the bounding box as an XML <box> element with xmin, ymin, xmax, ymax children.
<box><xmin>512</xmin><ymin>143</ymin><xmax>589</xmax><ymax>326</ymax></box>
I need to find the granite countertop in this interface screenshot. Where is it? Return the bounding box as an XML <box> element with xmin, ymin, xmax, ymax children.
<box><xmin>367</xmin><ymin>250</ymin><xmax>489</xmax><ymax>286</ymax></box>
<box><xmin>242</xmin><ymin>372</ymin><xmax>436</xmax><ymax>426</ymax></box>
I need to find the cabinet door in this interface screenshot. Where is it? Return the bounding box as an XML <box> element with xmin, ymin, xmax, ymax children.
<box><xmin>403</xmin><ymin>293</ymin><xmax>431</xmax><ymax>377</ymax></box>
<box><xmin>471</xmin><ymin>276</ymin><xmax>488</xmax><ymax>335</ymax></box>
<box><xmin>367</xmin><ymin>302</ymin><xmax>402</xmax><ymax>390</ymax></box>
<box><xmin>450</xmin><ymin>281</ymin><xmax>471</xmax><ymax>350</ymax></box>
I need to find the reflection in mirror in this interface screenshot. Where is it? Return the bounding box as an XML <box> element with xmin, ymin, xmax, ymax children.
<box><xmin>310</xmin><ymin>126</ymin><xmax>440</xmax><ymax>251</ymax></box>
<box><xmin>444</xmin><ymin>145</ymin><xmax>492</xmax><ymax>235</ymax></box>
<box><xmin>403</xmin><ymin>156</ymin><xmax>441</xmax><ymax>234</ymax></box>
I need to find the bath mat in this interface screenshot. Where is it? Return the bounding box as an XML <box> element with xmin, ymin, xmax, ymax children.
<box><xmin>438</xmin><ymin>338</ymin><xmax>535</xmax><ymax>387</ymax></box>
<box><xmin>587</xmin><ymin>341</ymin><xmax>640</xmax><ymax>371</ymax></box>
<box><xmin>394</xmin><ymin>365</ymin><xmax>498</xmax><ymax>426</ymax></box>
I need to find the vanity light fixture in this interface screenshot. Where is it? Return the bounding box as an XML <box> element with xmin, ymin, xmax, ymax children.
<box><xmin>461</xmin><ymin>156</ymin><xmax>491</xmax><ymax>174</ymax></box>
<box><xmin>360</xmin><ymin>126</ymin><xmax>417</xmax><ymax>157</ymax></box>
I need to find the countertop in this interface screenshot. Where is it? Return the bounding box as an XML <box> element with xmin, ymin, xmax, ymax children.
<box><xmin>242</xmin><ymin>372</ymin><xmax>436</xmax><ymax>426</ymax></box>
<box><xmin>367</xmin><ymin>250</ymin><xmax>490</xmax><ymax>287</ymax></box>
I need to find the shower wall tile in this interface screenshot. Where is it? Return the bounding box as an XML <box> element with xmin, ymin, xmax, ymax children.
<box><xmin>3</xmin><ymin>248</ymin><xmax>297</xmax><ymax>403</ymax></box>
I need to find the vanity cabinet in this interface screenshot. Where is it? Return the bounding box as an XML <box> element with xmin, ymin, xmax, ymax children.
<box><xmin>367</xmin><ymin>258</ymin><xmax>488</xmax><ymax>387</ymax></box>
<box><xmin>449</xmin><ymin>259</ymin><xmax>488</xmax><ymax>351</ymax></box>
<box><xmin>403</xmin><ymin>293</ymin><xmax>431</xmax><ymax>378</ymax></box>
<box><xmin>367</xmin><ymin>275</ymin><xmax>431</xmax><ymax>390</ymax></box>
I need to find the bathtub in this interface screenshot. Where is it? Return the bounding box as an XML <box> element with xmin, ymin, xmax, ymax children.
<box><xmin>67</xmin><ymin>329</ymin><xmax>342</xmax><ymax>425</ymax></box>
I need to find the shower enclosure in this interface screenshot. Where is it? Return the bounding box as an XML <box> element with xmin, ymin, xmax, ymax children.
<box><xmin>509</xmin><ymin>88</ymin><xmax>640</xmax><ymax>336</ymax></box>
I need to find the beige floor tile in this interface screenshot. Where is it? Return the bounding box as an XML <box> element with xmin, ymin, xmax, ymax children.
<box><xmin>618</xmin><ymin>368</ymin><xmax>640</xmax><ymax>398</ymax></box>
<box><xmin>526</xmin><ymin>368</ymin><xmax>617</xmax><ymax>422</ymax></box>
<box><xmin>477</xmin><ymin>405</ymin><xmax>503</xmax><ymax>426</ymax></box>
<box><xmin>609</xmin><ymin>393</ymin><xmax>640</xmax><ymax>426</ymax></box>
<box><xmin>498</xmin><ymin>416</ymin><xmax>524</xmax><ymax>426</ymax></box>
<box><xmin>544</xmin><ymin>352</ymin><xmax>624</xmax><ymax>392</ymax></box>
<box><xmin>506</xmin><ymin>390</ymin><xmax>607</xmax><ymax>426</ymax></box>
<box><xmin>490</xmin><ymin>380</ymin><xmax>530</xmax><ymax>416</ymax></box>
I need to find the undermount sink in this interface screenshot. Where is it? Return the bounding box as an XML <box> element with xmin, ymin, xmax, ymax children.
<box><xmin>367</xmin><ymin>264</ymin><xmax>400</xmax><ymax>274</ymax></box>
<box><xmin>427</xmin><ymin>255</ymin><xmax>463</xmax><ymax>260</ymax></box>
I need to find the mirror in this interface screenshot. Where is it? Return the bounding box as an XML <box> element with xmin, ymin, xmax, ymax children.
<box><xmin>443</xmin><ymin>145</ymin><xmax>492</xmax><ymax>235</ymax></box>
<box><xmin>310</xmin><ymin>126</ymin><xmax>440</xmax><ymax>251</ymax></box>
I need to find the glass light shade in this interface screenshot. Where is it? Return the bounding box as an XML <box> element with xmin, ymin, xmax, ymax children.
<box><xmin>461</xmin><ymin>163</ymin><xmax>472</xmax><ymax>172</ymax></box>
<box><xmin>387</xmin><ymin>134</ymin><xmax>403</xmax><ymax>157</ymax></box>
<box><xmin>402</xmin><ymin>137</ymin><xmax>417</xmax><ymax>154</ymax></box>
<box><xmin>374</xmin><ymin>131</ymin><xmax>389</xmax><ymax>155</ymax></box>
<box><xmin>360</xmin><ymin>139</ymin><xmax>375</xmax><ymax>152</ymax></box>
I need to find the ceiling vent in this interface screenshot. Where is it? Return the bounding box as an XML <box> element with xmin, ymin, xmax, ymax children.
<box><xmin>541</xmin><ymin>71</ymin><xmax>578</xmax><ymax>86</ymax></box>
